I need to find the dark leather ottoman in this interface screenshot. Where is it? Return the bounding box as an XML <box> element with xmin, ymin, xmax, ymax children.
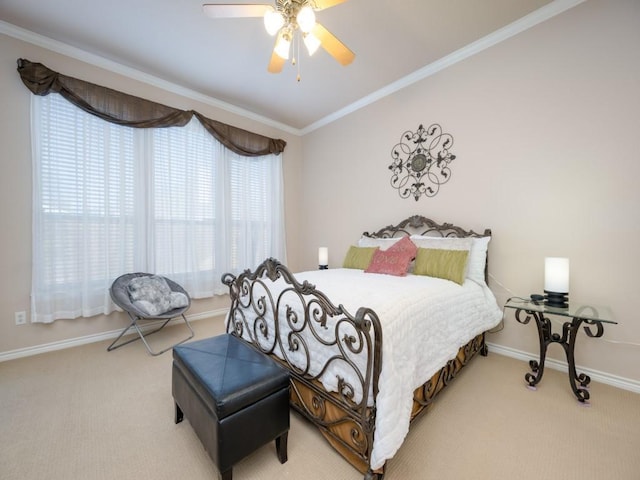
<box><xmin>172</xmin><ymin>334</ymin><xmax>290</xmax><ymax>480</ymax></box>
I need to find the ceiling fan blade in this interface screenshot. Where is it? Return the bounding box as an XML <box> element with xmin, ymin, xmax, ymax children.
<box><xmin>268</xmin><ymin>49</ymin><xmax>286</xmax><ymax>73</ymax></box>
<box><xmin>311</xmin><ymin>23</ymin><xmax>355</xmax><ymax>66</ymax></box>
<box><xmin>313</xmin><ymin>0</ymin><xmax>347</xmax><ymax>11</ymax></box>
<box><xmin>202</xmin><ymin>3</ymin><xmax>271</xmax><ymax>18</ymax></box>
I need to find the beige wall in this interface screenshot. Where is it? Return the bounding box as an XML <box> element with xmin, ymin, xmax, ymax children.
<box><xmin>299</xmin><ymin>0</ymin><xmax>640</xmax><ymax>383</ymax></box>
<box><xmin>1</xmin><ymin>0</ymin><xmax>638</xmax><ymax>386</ymax></box>
<box><xmin>0</xmin><ymin>33</ymin><xmax>303</xmax><ymax>354</ymax></box>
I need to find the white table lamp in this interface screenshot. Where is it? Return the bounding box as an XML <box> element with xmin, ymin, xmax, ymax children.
<box><xmin>544</xmin><ymin>257</ymin><xmax>569</xmax><ymax>308</ymax></box>
<box><xmin>318</xmin><ymin>247</ymin><xmax>328</xmax><ymax>270</ymax></box>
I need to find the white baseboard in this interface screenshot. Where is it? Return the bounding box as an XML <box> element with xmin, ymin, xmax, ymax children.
<box><xmin>2</xmin><ymin>324</ymin><xmax>637</xmax><ymax>396</ymax></box>
<box><xmin>487</xmin><ymin>342</ymin><xmax>640</xmax><ymax>395</ymax></box>
<box><xmin>0</xmin><ymin>309</ymin><xmax>228</xmax><ymax>363</ymax></box>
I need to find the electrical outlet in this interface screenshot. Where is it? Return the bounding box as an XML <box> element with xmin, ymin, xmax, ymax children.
<box><xmin>15</xmin><ymin>311</ymin><xmax>27</xmax><ymax>325</ymax></box>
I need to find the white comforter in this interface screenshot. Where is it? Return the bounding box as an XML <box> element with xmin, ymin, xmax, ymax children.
<box><xmin>234</xmin><ymin>268</ymin><xmax>502</xmax><ymax>470</ymax></box>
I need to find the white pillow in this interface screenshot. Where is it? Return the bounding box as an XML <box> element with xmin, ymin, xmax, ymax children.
<box><xmin>467</xmin><ymin>236</ymin><xmax>491</xmax><ymax>284</ymax></box>
<box><xmin>409</xmin><ymin>235</ymin><xmax>490</xmax><ymax>284</ymax></box>
<box><xmin>409</xmin><ymin>235</ymin><xmax>473</xmax><ymax>251</ymax></box>
<box><xmin>358</xmin><ymin>236</ymin><xmax>402</xmax><ymax>251</ymax></box>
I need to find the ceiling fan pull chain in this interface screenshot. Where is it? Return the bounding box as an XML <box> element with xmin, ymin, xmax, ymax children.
<box><xmin>295</xmin><ymin>32</ymin><xmax>301</xmax><ymax>82</ymax></box>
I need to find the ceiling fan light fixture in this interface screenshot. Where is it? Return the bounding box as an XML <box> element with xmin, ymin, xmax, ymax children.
<box><xmin>264</xmin><ymin>7</ymin><xmax>285</xmax><ymax>36</ymax></box>
<box><xmin>201</xmin><ymin>0</ymin><xmax>355</xmax><ymax>77</ymax></box>
<box><xmin>303</xmin><ymin>32</ymin><xmax>321</xmax><ymax>56</ymax></box>
<box><xmin>274</xmin><ymin>29</ymin><xmax>292</xmax><ymax>59</ymax></box>
<box><xmin>296</xmin><ymin>5</ymin><xmax>316</xmax><ymax>33</ymax></box>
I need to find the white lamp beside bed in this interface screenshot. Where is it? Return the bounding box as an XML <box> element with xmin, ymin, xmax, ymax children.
<box><xmin>544</xmin><ymin>257</ymin><xmax>569</xmax><ymax>308</ymax></box>
<box><xmin>318</xmin><ymin>247</ymin><xmax>328</xmax><ymax>270</ymax></box>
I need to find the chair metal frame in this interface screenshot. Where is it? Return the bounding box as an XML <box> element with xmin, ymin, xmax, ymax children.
<box><xmin>108</xmin><ymin>273</ymin><xmax>195</xmax><ymax>356</ymax></box>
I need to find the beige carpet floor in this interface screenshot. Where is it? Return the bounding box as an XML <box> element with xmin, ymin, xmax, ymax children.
<box><xmin>1</xmin><ymin>316</ymin><xmax>638</xmax><ymax>480</ymax></box>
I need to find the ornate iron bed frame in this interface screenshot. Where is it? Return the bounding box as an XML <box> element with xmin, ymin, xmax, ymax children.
<box><xmin>222</xmin><ymin>215</ymin><xmax>492</xmax><ymax>480</ymax></box>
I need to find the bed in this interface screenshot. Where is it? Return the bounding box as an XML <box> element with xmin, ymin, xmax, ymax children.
<box><xmin>222</xmin><ymin>215</ymin><xmax>502</xmax><ymax>479</ymax></box>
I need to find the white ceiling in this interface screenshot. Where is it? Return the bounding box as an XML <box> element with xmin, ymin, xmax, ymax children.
<box><xmin>1</xmin><ymin>0</ymin><xmax>576</xmax><ymax>133</ymax></box>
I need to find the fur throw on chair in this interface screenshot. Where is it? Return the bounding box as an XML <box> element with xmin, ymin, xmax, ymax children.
<box><xmin>126</xmin><ymin>275</ymin><xmax>189</xmax><ymax>316</ymax></box>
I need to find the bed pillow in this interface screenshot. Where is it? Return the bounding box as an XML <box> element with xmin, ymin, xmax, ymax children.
<box><xmin>357</xmin><ymin>236</ymin><xmax>401</xmax><ymax>251</ymax></box>
<box><xmin>414</xmin><ymin>248</ymin><xmax>470</xmax><ymax>285</ymax></box>
<box><xmin>410</xmin><ymin>235</ymin><xmax>490</xmax><ymax>283</ymax></box>
<box><xmin>342</xmin><ymin>246</ymin><xmax>379</xmax><ymax>270</ymax></box>
<box><xmin>365</xmin><ymin>236</ymin><xmax>417</xmax><ymax>276</ymax></box>
<box><xmin>466</xmin><ymin>236</ymin><xmax>491</xmax><ymax>284</ymax></box>
<box><xmin>409</xmin><ymin>235</ymin><xmax>473</xmax><ymax>251</ymax></box>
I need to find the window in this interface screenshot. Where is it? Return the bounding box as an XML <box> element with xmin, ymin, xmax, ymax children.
<box><xmin>31</xmin><ymin>93</ymin><xmax>286</xmax><ymax>323</ymax></box>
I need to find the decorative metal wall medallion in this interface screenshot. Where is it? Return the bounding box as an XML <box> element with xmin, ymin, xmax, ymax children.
<box><xmin>389</xmin><ymin>124</ymin><xmax>456</xmax><ymax>201</ymax></box>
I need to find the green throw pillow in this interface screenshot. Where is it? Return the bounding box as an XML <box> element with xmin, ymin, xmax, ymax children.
<box><xmin>414</xmin><ymin>248</ymin><xmax>470</xmax><ymax>285</ymax></box>
<box><xmin>342</xmin><ymin>246</ymin><xmax>378</xmax><ymax>270</ymax></box>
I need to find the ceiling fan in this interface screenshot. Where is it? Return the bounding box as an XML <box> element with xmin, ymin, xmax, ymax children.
<box><xmin>202</xmin><ymin>0</ymin><xmax>355</xmax><ymax>77</ymax></box>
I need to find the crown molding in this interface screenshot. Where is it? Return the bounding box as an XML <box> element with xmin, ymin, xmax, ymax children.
<box><xmin>0</xmin><ymin>20</ymin><xmax>301</xmax><ymax>136</ymax></box>
<box><xmin>300</xmin><ymin>0</ymin><xmax>586</xmax><ymax>134</ymax></box>
<box><xmin>1</xmin><ymin>0</ymin><xmax>585</xmax><ymax>137</ymax></box>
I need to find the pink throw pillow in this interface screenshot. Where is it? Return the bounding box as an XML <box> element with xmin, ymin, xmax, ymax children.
<box><xmin>365</xmin><ymin>236</ymin><xmax>417</xmax><ymax>276</ymax></box>
<box><xmin>389</xmin><ymin>236</ymin><xmax>418</xmax><ymax>257</ymax></box>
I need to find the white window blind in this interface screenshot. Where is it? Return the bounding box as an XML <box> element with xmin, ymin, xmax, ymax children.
<box><xmin>31</xmin><ymin>93</ymin><xmax>286</xmax><ymax>323</ymax></box>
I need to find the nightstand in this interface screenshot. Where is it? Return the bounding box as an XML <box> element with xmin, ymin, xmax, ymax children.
<box><xmin>504</xmin><ymin>299</ymin><xmax>616</xmax><ymax>403</ymax></box>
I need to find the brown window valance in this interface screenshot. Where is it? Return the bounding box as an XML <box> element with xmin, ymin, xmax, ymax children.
<box><xmin>17</xmin><ymin>58</ymin><xmax>286</xmax><ymax>157</ymax></box>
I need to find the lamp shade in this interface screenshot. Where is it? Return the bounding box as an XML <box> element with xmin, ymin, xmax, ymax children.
<box><xmin>318</xmin><ymin>247</ymin><xmax>328</xmax><ymax>266</ymax></box>
<box><xmin>264</xmin><ymin>8</ymin><xmax>285</xmax><ymax>35</ymax></box>
<box><xmin>544</xmin><ymin>257</ymin><xmax>569</xmax><ymax>293</ymax></box>
<box><xmin>296</xmin><ymin>6</ymin><xmax>316</xmax><ymax>33</ymax></box>
<box><xmin>274</xmin><ymin>29</ymin><xmax>292</xmax><ymax>59</ymax></box>
<box><xmin>303</xmin><ymin>32</ymin><xmax>321</xmax><ymax>55</ymax></box>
